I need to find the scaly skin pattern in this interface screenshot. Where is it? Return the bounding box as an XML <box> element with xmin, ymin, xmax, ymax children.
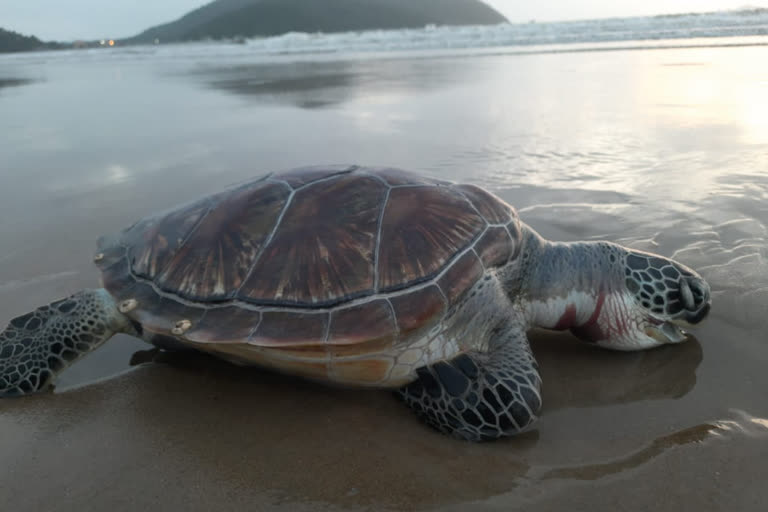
<box><xmin>0</xmin><ymin>289</ymin><xmax>132</xmax><ymax>397</ymax></box>
<box><xmin>398</xmin><ymin>274</ymin><xmax>543</xmax><ymax>441</ymax></box>
<box><xmin>399</xmin><ymin>222</ymin><xmax>710</xmax><ymax>440</ymax></box>
<box><xmin>500</xmin><ymin>225</ymin><xmax>711</xmax><ymax>350</ymax></box>
<box><xmin>398</xmin><ymin>298</ymin><xmax>542</xmax><ymax>441</ymax></box>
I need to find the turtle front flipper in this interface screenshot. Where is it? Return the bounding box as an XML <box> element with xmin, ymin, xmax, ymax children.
<box><xmin>398</xmin><ymin>322</ymin><xmax>541</xmax><ymax>441</ymax></box>
<box><xmin>0</xmin><ymin>288</ymin><xmax>134</xmax><ymax>397</ymax></box>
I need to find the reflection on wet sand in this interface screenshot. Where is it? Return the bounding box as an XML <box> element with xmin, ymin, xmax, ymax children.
<box><xmin>51</xmin><ymin>295</ymin><xmax>701</xmax><ymax>410</ymax></box>
<box><xmin>0</xmin><ymin>324</ymin><xmax>698</xmax><ymax>506</ymax></box>
<box><xmin>0</xmin><ymin>354</ymin><xmax>533</xmax><ymax>510</ymax></box>
<box><xmin>127</xmin><ymin>327</ymin><xmax>701</xmax><ymax>413</ymax></box>
<box><xmin>0</xmin><ymin>333</ymin><xmax>701</xmax><ymax>508</ymax></box>
<box><xmin>0</xmin><ymin>329</ymin><xmax>729</xmax><ymax>511</ymax></box>
<box><xmin>538</xmin><ymin>422</ymin><xmax>721</xmax><ymax>480</ymax></box>
<box><xmin>530</xmin><ymin>330</ymin><xmax>702</xmax><ymax>410</ymax></box>
<box><xmin>0</xmin><ymin>78</ymin><xmax>35</xmax><ymax>90</ymax></box>
<box><xmin>191</xmin><ymin>58</ymin><xmax>462</xmax><ymax>109</ymax></box>
<box><xmin>206</xmin><ymin>67</ymin><xmax>356</xmax><ymax>109</ymax></box>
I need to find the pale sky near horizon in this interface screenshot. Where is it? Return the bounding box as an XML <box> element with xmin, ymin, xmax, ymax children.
<box><xmin>0</xmin><ymin>0</ymin><xmax>763</xmax><ymax>41</ymax></box>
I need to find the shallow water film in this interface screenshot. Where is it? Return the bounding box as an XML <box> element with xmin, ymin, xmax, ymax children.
<box><xmin>1</xmin><ymin>38</ymin><xmax>768</xmax><ymax>511</ymax></box>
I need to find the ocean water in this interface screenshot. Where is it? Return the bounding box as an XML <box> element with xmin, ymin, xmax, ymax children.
<box><xmin>1</xmin><ymin>18</ymin><xmax>768</xmax><ymax>512</ymax></box>
<box><xmin>230</xmin><ymin>8</ymin><xmax>768</xmax><ymax>54</ymax></box>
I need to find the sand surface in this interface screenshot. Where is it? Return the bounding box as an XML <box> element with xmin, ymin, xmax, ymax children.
<box><xmin>1</xmin><ymin>42</ymin><xmax>768</xmax><ymax>511</ymax></box>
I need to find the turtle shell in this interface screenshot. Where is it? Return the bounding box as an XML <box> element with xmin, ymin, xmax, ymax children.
<box><xmin>96</xmin><ymin>166</ymin><xmax>522</xmax><ymax>384</ymax></box>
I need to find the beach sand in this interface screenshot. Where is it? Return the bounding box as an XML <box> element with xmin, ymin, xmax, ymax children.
<box><xmin>1</xmin><ymin>42</ymin><xmax>767</xmax><ymax>511</ymax></box>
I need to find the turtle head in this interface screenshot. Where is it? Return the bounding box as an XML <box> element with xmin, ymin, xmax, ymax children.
<box><xmin>567</xmin><ymin>247</ymin><xmax>711</xmax><ymax>350</ymax></box>
<box><xmin>620</xmin><ymin>251</ymin><xmax>711</xmax><ymax>347</ymax></box>
<box><xmin>518</xmin><ymin>230</ymin><xmax>711</xmax><ymax>350</ymax></box>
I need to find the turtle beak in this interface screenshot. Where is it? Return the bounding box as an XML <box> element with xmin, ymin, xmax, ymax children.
<box><xmin>646</xmin><ymin>275</ymin><xmax>711</xmax><ymax>344</ymax></box>
<box><xmin>646</xmin><ymin>321</ymin><xmax>688</xmax><ymax>344</ymax></box>
<box><xmin>677</xmin><ymin>275</ymin><xmax>711</xmax><ymax>326</ymax></box>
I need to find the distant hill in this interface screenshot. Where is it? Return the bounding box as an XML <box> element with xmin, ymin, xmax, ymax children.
<box><xmin>128</xmin><ymin>0</ymin><xmax>507</xmax><ymax>43</ymax></box>
<box><xmin>0</xmin><ymin>27</ymin><xmax>60</xmax><ymax>53</ymax></box>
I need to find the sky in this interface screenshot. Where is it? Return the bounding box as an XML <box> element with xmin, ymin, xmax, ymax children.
<box><xmin>0</xmin><ymin>0</ymin><xmax>764</xmax><ymax>41</ymax></box>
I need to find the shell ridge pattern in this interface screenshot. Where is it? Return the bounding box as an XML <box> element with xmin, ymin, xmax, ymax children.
<box><xmin>356</xmin><ymin>171</ymin><xmax>392</xmax><ymax>188</ymax></box>
<box><xmin>389</xmin><ymin>183</ymin><xmax>444</xmax><ymax>190</ymax></box>
<box><xmin>450</xmin><ymin>186</ymin><xmax>492</xmax><ymax>225</ymax></box>
<box><xmin>472</xmin><ymin>247</ymin><xmax>487</xmax><ymax>271</ymax></box>
<box><xmin>377</xmin><ymin>184</ymin><xmax>487</xmax><ymax>294</ymax></box>
<box><xmin>236</xmin><ymin>173</ymin><xmax>386</xmax><ymax>306</ymax></box>
<box><xmin>505</xmin><ymin>220</ymin><xmax>523</xmax><ymax>261</ymax></box>
<box><xmin>454</xmin><ymin>183</ymin><xmax>518</xmax><ymax>228</ymax></box>
<box><xmin>322</xmin><ymin>311</ymin><xmax>333</xmax><ymax>342</ymax></box>
<box><xmin>234</xmin><ymin>183</ymin><xmax>296</xmax><ymax>297</ymax></box>
<box><xmin>290</xmin><ymin>167</ymin><xmax>358</xmax><ymax>191</ymax></box>
<box><xmin>373</xmin><ymin>186</ymin><xmax>393</xmax><ymax>292</ymax></box>
<box><xmin>245</xmin><ymin>311</ymin><xmax>264</xmax><ymax>343</ymax></box>
<box><xmin>164</xmin><ymin>198</ymin><xmax>215</xmax><ymax>268</ymax></box>
<box><xmin>118</xmin><ymin>222</ymin><xmax>489</xmax><ymax>315</ymax></box>
<box><xmin>143</xmin><ymin>178</ymin><xmax>296</xmax><ymax>299</ymax></box>
<box><xmin>110</xmin><ymin>235</ymin><xmax>485</xmax><ymax>347</ymax></box>
<box><xmin>390</xmin><ymin>224</ymin><xmax>489</xmax><ymax>298</ymax></box>
<box><xmin>384</xmin><ymin>298</ymin><xmax>400</xmax><ymax>338</ymax></box>
<box><xmin>107</xmin><ymin>167</ymin><xmax>507</xmax><ymax>348</ymax></box>
<box><xmin>121</xmin><ymin>256</ymin><xmax>474</xmax><ymax>314</ymax></box>
<box><xmin>434</xmin><ymin>282</ymin><xmax>451</xmax><ymax>307</ymax></box>
<box><xmin>500</xmin><ymin>227</ymin><xmax>516</xmax><ymax>266</ymax></box>
<box><xmin>435</xmin><ymin>239</ymin><xmax>487</xmax><ymax>298</ymax></box>
<box><xmin>125</xmin><ymin>197</ymin><xmax>214</xmax><ymax>281</ymax></box>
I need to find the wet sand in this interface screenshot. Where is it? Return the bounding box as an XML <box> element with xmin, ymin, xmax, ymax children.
<box><xmin>1</xmin><ymin>43</ymin><xmax>768</xmax><ymax>511</ymax></box>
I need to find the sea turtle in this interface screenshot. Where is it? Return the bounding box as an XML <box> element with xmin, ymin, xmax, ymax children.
<box><xmin>0</xmin><ymin>165</ymin><xmax>711</xmax><ymax>440</ymax></box>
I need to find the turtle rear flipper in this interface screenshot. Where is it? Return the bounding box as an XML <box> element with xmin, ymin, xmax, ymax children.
<box><xmin>398</xmin><ymin>320</ymin><xmax>541</xmax><ymax>441</ymax></box>
<box><xmin>0</xmin><ymin>288</ymin><xmax>132</xmax><ymax>396</ymax></box>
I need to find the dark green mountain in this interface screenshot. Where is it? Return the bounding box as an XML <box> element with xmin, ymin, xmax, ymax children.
<box><xmin>129</xmin><ymin>0</ymin><xmax>507</xmax><ymax>43</ymax></box>
<box><xmin>0</xmin><ymin>28</ymin><xmax>59</xmax><ymax>53</ymax></box>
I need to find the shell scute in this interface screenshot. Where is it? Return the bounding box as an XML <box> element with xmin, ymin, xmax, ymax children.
<box><xmin>113</xmin><ymin>282</ymin><xmax>164</xmax><ymax>330</ymax></box>
<box><xmin>377</xmin><ymin>186</ymin><xmax>485</xmax><ymax>291</ymax></box>
<box><xmin>455</xmin><ymin>184</ymin><xmax>514</xmax><ymax>225</ymax></box>
<box><xmin>125</xmin><ymin>197</ymin><xmax>211</xmax><ymax>279</ymax></box>
<box><xmin>251</xmin><ymin>311</ymin><xmax>329</xmax><ymax>347</ymax></box>
<box><xmin>438</xmin><ymin>251</ymin><xmax>485</xmax><ymax>304</ymax></box>
<box><xmin>332</xmin><ymin>359</ymin><xmax>392</xmax><ymax>384</ymax></box>
<box><xmin>199</xmin><ymin>343</ymin><xmax>330</xmax><ymax>380</ymax></box>
<box><xmin>475</xmin><ymin>226</ymin><xmax>515</xmax><ymax>268</ymax></box>
<box><xmin>100</xmin><ymin>251</ymin><xmax>132</xmax><ymax>290</ymax></box>
<box><xmin>137</xmin><ymin>297</ymin><xmax>206</xmax><ymax>338</ymax></box>
<box><xmin>239</xmin><ymin>174</ymin><xmax>387</xmax><ymax>306</ymax></box>
<box><xmin>276</xmin><ymin>164</ymin><xmax>356</xmax><ymax>188</ymax></box>
<box><xmin>507</xmin><ymin>218</ymin><xmax>523</xmax><ymax>260</ymax></box>
<box><xmin>371</xmin><ymin>167</ymin><xmax>449</xmax><ymax>187</ymax></box>
<box><xmin>101</xmin><ymin>258</ymin><xmax>142</xmax><ymax>307</ymax></box>
<box><xmin>186</xmin><ymin>307</ymin><xmax>260</xmax><ymax>344</ymax></box>
<box><xmin>390</xmin><ymin>285</ymin><xmax>447</xmax><ymax>342</ymax></box>
<box><xmin>328</xmin><ymin>299</ymin><xmax>397</xmax><ymax>356</ymax></box>
<box><xmin>155</xmin><ymin>180</ymin><xmax>291</xmax><ymax>301</ymax></box>
<box><xmin>100</xmin><ymin>166</ymin><xmax>513</xmax><ymax>358</ymax></box>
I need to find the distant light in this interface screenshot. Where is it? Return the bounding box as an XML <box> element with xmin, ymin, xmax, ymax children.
<box><xmin>100</xmin><ymin>39</ymin><xmax>106</xmax><ymax>45</ymax></box>
<box><xmin>109</xmin><ymin>40</ymin><xmax>115</xmax><ymax>47</ymax></box>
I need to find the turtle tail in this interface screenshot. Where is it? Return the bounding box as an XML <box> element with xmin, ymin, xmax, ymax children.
<box><xmin>0</xmin><ymin>288</ymin><xmax>133</xmax><ymax>397</ymax></box>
